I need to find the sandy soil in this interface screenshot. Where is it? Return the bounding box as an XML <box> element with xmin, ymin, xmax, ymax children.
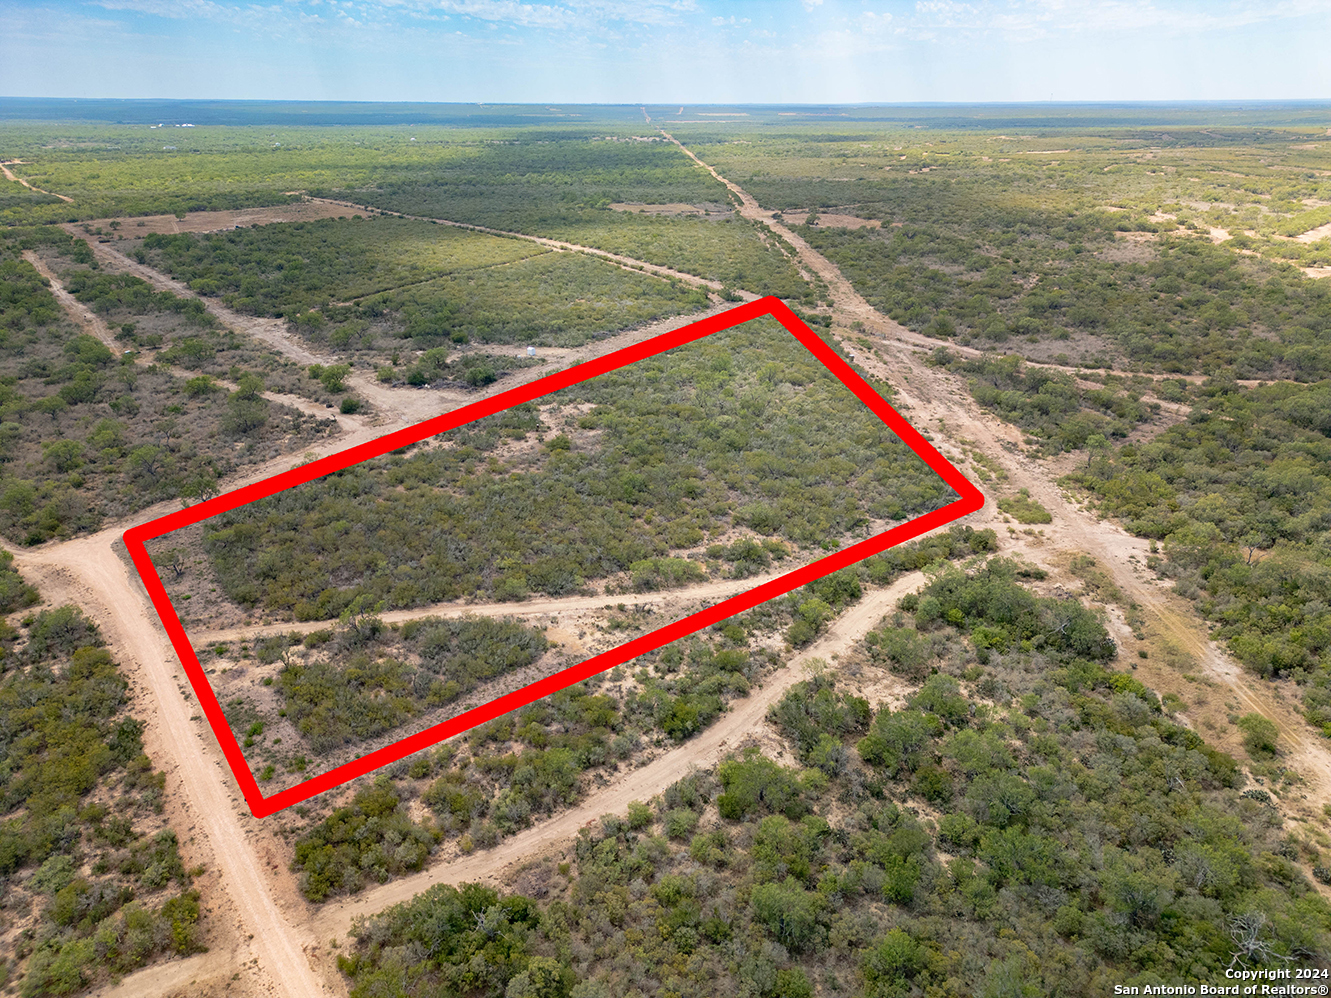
<box><xmin>1294</xmin><ymin>221</ymin><xmax>1331</xmax><ymax>244</ymax></box>
<box><xmin>87</xmin><ymin>950</ymin><xmax>238</xmax><ymax>998</ymax></box>
<box><xmin>662</xmin><ymin>127</ymin><xmax>1331</xmax><ymax>810</ymax></box>
<box><xmin>192</xmin><ymin>562</ymin><xmax>829</xmax><ymax>647</ymax></box>
<box><xmin>22</xmin><ymin>250</ymin><xmax>125</xmax><ymax>355</ymax></box>
<box><xmin>64</xmin><ymin>225</ymin><xmax>744</xmax><ymax>434</ymax></box>
<box><xmin>12</xmin><ymin>534</ymin><xmax>333</xmax><ymax>998</ymax></box>
<box><xmin>25</xmin><ymin>249</ymin><xmax>356</xmax><ymax>430</ymax></box>
<box><xmin>81</xmin><ymin>202</ymin><xmax>363</xmax><ymax>237</ymax></box>
<box><xmin>777</xmin><ymin>212</ymin><xmax>881</xmax><ymax>230</ymax></box>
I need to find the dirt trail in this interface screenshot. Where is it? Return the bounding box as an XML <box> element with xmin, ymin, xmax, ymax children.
<box><xmin>26</xmin><ymin>249</ymin><xmax>360</xmax><ymax>432</ymax></box>
<box><xmin>87</xmin><ymin>950</ymin><xmax>232</xmax><ymax>998</ymax></box>
<box><xmin>1</xmin><ymin>159</ymin><xmax>73</xmax><ymax>201</ymax></box>
<box><xmin>1295</xmin><ymin>220</ymin><xmax>1331</xmax><ymax>244</ymax></box>
<box><xmin>21</xmin><ymin>141</ymin><xmax>1331</xmax><ymax>998</ymax></box>
<box><xmin>308</xmin><ymin>569</ymin><xmax>925</xmax><ymax>948</ymax></box>
<box><xmin>64</xmin><ymin>229</ymin><xmax>744</xmax><ymax>432</ymax></box>
<box><xmin>194</xmin><ymin>564</ymin><xmax>817</xmax><ymax>645</ymax></box>
<box><xmin>23</xmin><ymin>251</ymin><xmax>124</xmax><ymax>356</ymax></box>
<box><xmin>14</xmin><ymin>533</ymin><xmax>333</xmax><ymax>998</ymax></box>
<box><xmin>62</xmin><ymin>234</ymin><xmax>423</xmax><ymax>422</ymax></box>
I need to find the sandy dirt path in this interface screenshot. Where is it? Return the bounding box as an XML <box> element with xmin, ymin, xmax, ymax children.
<box><xmin>25</xmin><ymin>249</ymin><xmax>362</xmax><ymax>431</ymax></box>
<box><xmin>14</xmin><ymin>533</ymin><xmax>333</xmax><ymax>998</ymax></box>
<box><xmin>25</xmin><ymin>144</ymin><xmax>1331</xmax><ymax>998</ymax></box>
<box><xmin>60</xmin><ymin>234</ymin><xmax>421</xmax><ymax>422</ymax></box>
<box><xmin>87</xmin><ymin>949</ymin><xmax>233</xmax><ymax>998</ymax></box>
<box><xmin>194</xmin><ymin>563</ymin><xmax>819</xmax><ymax>645</ymax></box>
<box><xmin>308</xmin><ymin>569</ymin><xmax>926</xmax><ymax>949</ymax></box>
<box><xmin>1295</xmin><ymin>220</ymin><xmax>1331</xmax><ymax>243</ymax></box>
<box><xmin>22</xmin><ymin>250</ymin><xmax>124</xmax><ymax>355</ymax></box>
<box><xmin>63</xmin><ymin>229</ymin><xmax>743</xmax><ymax>432</ymax></box>
<box><xmin>1</xmin><ymin>159</ymin><xmax>73</xmax><ymax>201</ymax></box>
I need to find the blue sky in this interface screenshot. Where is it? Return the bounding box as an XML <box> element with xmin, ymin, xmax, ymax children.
<box><xmin>2</xmin><ymin>0</ymin><xmax>1329</xmax><ymax>103</ymax></box>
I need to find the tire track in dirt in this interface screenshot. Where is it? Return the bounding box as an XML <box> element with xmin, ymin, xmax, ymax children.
<box><xmin>192</xmin><ymin>562</ymin><xmax>826</xmax><ymax>645</ymax></box>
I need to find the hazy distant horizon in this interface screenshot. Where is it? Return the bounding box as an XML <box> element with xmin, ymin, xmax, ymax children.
<box><xmin>3</xmin><ymin>96</ymin><xmax>1330</xmax><ymax>131</ymax></box>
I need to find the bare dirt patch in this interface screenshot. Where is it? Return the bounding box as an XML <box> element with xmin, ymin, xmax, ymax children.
<box><xmin>84</xmin><ymin>202</ymin><xmax>362</xmax><ymax>237</ymax></box>
<box><xmin>1293</xmin><ymin>221</ymin><xmax>1331</xmax><ymax>243</ymax></box>
<box><xmin>778</xmin><ymin>212</ymin><xmax>881</xmax><ymax>230</ymax></box>
<box><xmin>1097</xmin><ymin>232</ymin><xmax>1160</xmax><ymax>264</ymax></box>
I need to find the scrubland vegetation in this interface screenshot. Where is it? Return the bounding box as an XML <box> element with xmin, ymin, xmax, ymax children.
<box><xmin>7</xmin><ymin>105</ymin><xmax>1331</xmax><ymax>993</ymax></box>
<box><xmin>335</xmin><ymin>557</ymin><xmax>1329</xmax><ymax>997</ymax></box>
<box><xmin>653</xmin><ymin>118</ymin><xmax>1331</xmax><ymax>745</ymax></box>
<box><xmin>314</xmin><ymin>137</ymin><xmax>813</xmax><ymax>300</ymax></box>
<box><xmin>192</xmin><ymin>316</ymin><xmax>952</xmax><ymax>620</ymax></box>
<box><xmin>0</xmin><ymin>555</ymin><xmax>203</xmax><ymax>995</ymax></box>
<box><xmin>678</xmin><ymin>124</ymin><xmax>1331</xmax><ymax>374</ymax></box>
<box><xmin>57</xmin><ymin>257</ymin><xmax>352</xmax><ymax>407</ymax></box>
<box><xmin>929</xmin><ymin>350</ymin><xmax>1157</xmax><ymax>452</ymax></box>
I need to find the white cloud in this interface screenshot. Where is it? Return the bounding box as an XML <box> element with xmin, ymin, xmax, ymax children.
<box><xmin>907</xmin><ymin>0</ymin><xmax>1331</xmax><ymax>42</ymax></box>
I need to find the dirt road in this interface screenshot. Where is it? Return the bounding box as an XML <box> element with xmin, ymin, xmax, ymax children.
<box><xmin>22</xmin><ymin>250</ymin><xmax>124</xmax><ymax>355</ymax></box>
<box><xmin>15</xmin><ymin>533</ymin><xmax>333</xmax><ymax>998</ymax></box>
<box><xmin>308</xmin><ymin>568</ymin><xmax>926</xmax><ymax>949</ymax></box>
<box><xmin>24</xmin><ymin>139</ymin><xmax>1331</xmax><ymax>998</ymax></box>
<box><xmin>304</xmin><ymin>196</ymin><xmax>726</xmax><ymax>293</ymax></box>
<box><xmin>26</xmin><ymin>249</ymin><xmax>362</xmax><ymax>432</ymax></box>
<box><xmin>659</xmin><ymin>139</ymin><xmax>1331</xmax><ymax>809</ymax></box>
<box><xmin>62</xmin><ymin>230</ymin><xmax>744</xmax><ymax>432</ymax></box>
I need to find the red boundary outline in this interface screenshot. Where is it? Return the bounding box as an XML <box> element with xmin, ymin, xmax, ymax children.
<box><xmin>124</xmin><ymin>297</ymin><xmax>983</xmax><ymax>818</ymax></box>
